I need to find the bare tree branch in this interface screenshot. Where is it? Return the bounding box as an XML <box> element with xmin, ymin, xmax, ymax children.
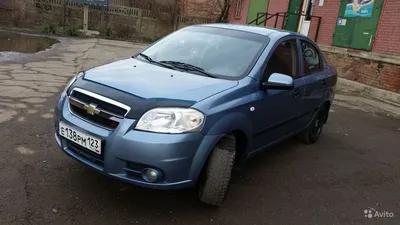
<box><xmin>182</xmin><ymin>0</ymin><xmax>231</xmax><ymax>22</ymax></box>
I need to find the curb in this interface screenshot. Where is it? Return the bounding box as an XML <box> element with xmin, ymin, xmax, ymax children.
<box><xmin>337</xmin><ymin>78</ymin><xmax>400</xmax><ymax>107</ymax></box>
<box><xmin>335</xmin><ymin>78</ymin><xmax>400</xmax><ymax>119</ymax></box>
<box><xmin>333</xmin><ymin>94</ymin><xmax>400</xmax><ymax>120</ymax></box>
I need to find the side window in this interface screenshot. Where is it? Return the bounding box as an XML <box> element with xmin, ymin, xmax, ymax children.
<box><xmin>264</xmin><ymin>39</ymin><xmax>298</xmax><ymax>80</ymax></box>
<box><xmin>300</xmin><ymin>41</ymin><xmax>322</xmax><ymax>75</ymax></box>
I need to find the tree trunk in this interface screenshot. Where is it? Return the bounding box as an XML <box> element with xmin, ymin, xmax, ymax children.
<box><xmin>216</xmin><ymin>0</ymin><xmax>230</xmax><ymax>23</ymax></box>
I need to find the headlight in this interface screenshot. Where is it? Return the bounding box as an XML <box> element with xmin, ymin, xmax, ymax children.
<box><xmin>60</xmin><ymin>72</ymin><xmax>84</xmax><ymax>99</ymax></box>
<box><xmin>136</xmin><ymin>108</ymin><xmax>205</xmax><ymax>133</ymax></box>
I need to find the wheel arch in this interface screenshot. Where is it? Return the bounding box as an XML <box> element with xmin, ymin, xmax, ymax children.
<box><xmin>189</xmin><ymin>112</ymin><xmax>253</xmax><ymax>183</ymax></box>
<box><xmin>322</xmin><ymin>100</ymin><xmax>331</xmax><ymax>124</ymax></box>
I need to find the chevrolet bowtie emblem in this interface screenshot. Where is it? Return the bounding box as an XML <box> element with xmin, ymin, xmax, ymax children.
<box><xmin>83</xmin><ymin>103</ymin><xmax>100</xmax><ymax>116</ymax></box>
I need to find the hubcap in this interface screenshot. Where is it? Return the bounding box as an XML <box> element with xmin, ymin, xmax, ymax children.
<box><xmin>313</xmin><ymin>118</ymin><xmax>322</xmax><ymax>137</ymax></box>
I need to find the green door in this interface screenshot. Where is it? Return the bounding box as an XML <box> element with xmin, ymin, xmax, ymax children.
<box><xmin>333</xmin><ymin>0</ymin><xmax>384</xmax><ymax>50</ymax></box>
<box><xmin>284</xmin><ymin>0</ymin><xmax>303</xmax><ymax>32</ymax></box>
<box><xmin>332</xmin><ymin>0</ymin><xmax>355</xmax><ymax>47</ymax></box>
<box><xmin>247</xmin><ymin>0</ymin><xmax>269</xmax><ymax>26</ymax></box>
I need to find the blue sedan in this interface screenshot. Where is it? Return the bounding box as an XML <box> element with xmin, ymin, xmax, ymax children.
<box><xmin>54</xmin><ymin>24</ymin><xmax>337</xmax><ymax>206</ymax></box>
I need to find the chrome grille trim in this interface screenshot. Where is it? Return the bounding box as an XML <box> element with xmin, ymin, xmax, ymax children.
<box><xmin>67</xmin><ymin>88</ymin><xmax>131</xmax><ymax>130</ymax></box>
<box><xmin>70</xmin><ymin>87</ymin><xmax>131</xmax><ymax>117</ymax></box>
<box><xmin>67</xmin><ymin>102</ymin><xmax>115</xmax><ymax>130</ymax></box>
<box><xmin>69</xmin><ymin>97</ymin><xmax>123</xmax><ymax>119</ymax></box>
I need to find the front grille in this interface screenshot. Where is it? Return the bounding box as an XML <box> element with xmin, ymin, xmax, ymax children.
<box><xmin>71</xmin><ymin>91</ymin><xmax>127</xmax><ymax>116</ymax></box>
<box><xmin>66</xmin><ymin>140</ymin><xmax>104</xmax><ymax>168</ymax></box>
<box><xmin>68</xmin><ymin>88</ymin><xmax>130</xmax><ymax>129</ymax></box>
<box><xmin>69</xmin><ymin>104</ymin><xmax>119</xmax><ymax>129</ymax></box>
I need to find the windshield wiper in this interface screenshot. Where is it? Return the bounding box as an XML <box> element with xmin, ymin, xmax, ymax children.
<box><xmin>159</xmin><ymin>61</ymin><xmax>216</xmax><ymax>78</ymax></box>
<box><xmin>136</xmin><ymin>53</ymin><xmax>175</xmax><ymax>70</ymax></box>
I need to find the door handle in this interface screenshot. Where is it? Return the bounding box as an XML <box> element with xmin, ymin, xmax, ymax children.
<box><xmin>293</xmin><ymin>89</ymin><xmax>300</xmax><ymax>97</ymax></box>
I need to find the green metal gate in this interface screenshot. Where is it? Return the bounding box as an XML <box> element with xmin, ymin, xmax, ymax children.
<box><xmin>284</xmin><ymin>0</ymin><xmax>303</xmax><ymax>32</ymax></box>
<box><xmin>332</xmin><ymin>0</ymin><xmax>384</xmax><ymax>50</ymax></box>
<box><xmin>247</xmin><ymin>0</ymin><xmax>269</xmax><ymax>26</ymax></box>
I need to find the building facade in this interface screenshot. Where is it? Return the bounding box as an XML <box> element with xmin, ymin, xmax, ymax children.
<box><xmin>228</xmin><ymin>0</ymin><xmax>400</xmax><ymax>93</ymax></box>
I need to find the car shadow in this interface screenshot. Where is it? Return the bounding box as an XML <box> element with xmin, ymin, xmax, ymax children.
<box><xmin>67</xmin><ymin>136</ymin><xmax>308</xmax><ymax>217</ymax></box>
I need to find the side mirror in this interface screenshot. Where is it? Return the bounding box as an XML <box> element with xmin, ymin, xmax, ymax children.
<box><xmin>262</xmin><ymin>73</ymin><xmax>294</xmax><ymax>90</ymax></box>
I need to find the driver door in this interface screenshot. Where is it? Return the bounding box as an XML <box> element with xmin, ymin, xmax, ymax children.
<box><xmin>252</xmin><ymin>38</ymin><xmax>306</xmax><ymax>151</ymax></box>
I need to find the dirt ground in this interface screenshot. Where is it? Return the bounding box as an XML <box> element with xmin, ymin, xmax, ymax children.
<box><xmin>0</xmin><ymin>35</ymin><xmax>399</xmax><ymax>225</ymax></box>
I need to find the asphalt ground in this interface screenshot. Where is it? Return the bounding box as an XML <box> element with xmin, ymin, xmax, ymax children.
<box><xmin>0</xmin><ymin>35</ymin><xmax>399</xmax><ymax>225</ymax></box>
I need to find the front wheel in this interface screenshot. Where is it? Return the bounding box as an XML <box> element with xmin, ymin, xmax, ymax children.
<box><xmin>298</xmin><ymin>108</ymin><xmax>327</xmax><ymax>145</ymax></box>
<box><xmin>198</xmin><ymin>135</ymin><xmax>236</xmax><ymax>206</ymax></box>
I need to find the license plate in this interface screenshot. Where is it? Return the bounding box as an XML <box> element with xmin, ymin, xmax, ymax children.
<box><xmin>59</xmin><ymin>122</ymin><xmax>102</xmax><ymax>154</ymax></box>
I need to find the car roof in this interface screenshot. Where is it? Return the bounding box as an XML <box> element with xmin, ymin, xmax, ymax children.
<box><xmin>198</xmin><ymin>23</ymin><xmax>305</xmax><ymax>40</ymax></box>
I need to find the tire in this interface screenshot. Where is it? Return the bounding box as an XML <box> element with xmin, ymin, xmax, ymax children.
<box><xmin>198</xmin><ymin>135</ymin><xmax>236</xmax><ymax>206</ymax></box>
<box><xmin>298</xmin><ymin>108</ymin><xmax>327</xmax><ymax>145</ymax></box>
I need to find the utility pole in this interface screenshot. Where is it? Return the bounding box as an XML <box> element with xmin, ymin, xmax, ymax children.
<box><xmin>83</xmin><ymin>4</ymin><xmax>89</xmax><ymax>32</ymax></box>
<box><xmin>172</xmin><ymin>0</ymin><xmax>179</xmax><ymax>31</ymax></box>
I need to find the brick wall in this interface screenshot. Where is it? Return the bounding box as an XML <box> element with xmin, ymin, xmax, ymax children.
<box><xmin>310</xmin><ymin>0</ymin><xmax>400</xmax><ymax>93</ymax></box>
<box><xmin>372</xmin><ymin>0</ymin><xmax>400</xmax><ymax>55</ymax></box>
<box><xmin>308</xmin><ymin>0</ymin><xmax>340</xmax><ymax>45</ymax></box>
<box><xmin>265</xmin><ymin>0</ymin><xmax>289</xmax><ymax>27</ymax></box>
<box><xmin>229</xmin><ymin>0</ymin><xmax>250</xmax><ymax>24</ymax></box>
<box><xmin>229</xmin><ymin>0</ymin><xmax>400</xmax><ymax>56</ymax></box>
<box><xmin>226</xmin><ymin>0</ymin><xmax>400</xmax><ymax>93</ymax></box>
<box><xmin>310</xmin><ymin>0</ymin><xmax>400</xmax><ymax>55</ymax></box>
<box><xmin>324</xmin><ymin>51</ymin><xmax>400</xmax><ymax>93</ymax></box>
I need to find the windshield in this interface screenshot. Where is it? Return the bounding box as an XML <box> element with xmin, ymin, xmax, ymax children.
<box><xmin>140</xmin><ymin>26</ymin><xmax>269</xmax><ymax>79</ymax></box>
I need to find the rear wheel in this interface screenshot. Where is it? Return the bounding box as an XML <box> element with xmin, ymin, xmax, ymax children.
<box><xmin>298</xmin><ymin>108</ymin><xmax>327</xmax><ymax>145</ymax></box>
<box><xmin>198</xmin><ymin>135</ymin><xmax>236</xmax><ymax>206</ymax></box>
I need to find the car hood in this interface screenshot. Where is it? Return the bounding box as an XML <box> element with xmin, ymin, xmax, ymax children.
<box><xmin>84</xmin><ymin>58</ymin><xmax>238</xmax><ymax>102</ymax></box>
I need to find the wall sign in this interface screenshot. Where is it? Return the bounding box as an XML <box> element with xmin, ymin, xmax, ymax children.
<box><xmin>344</xmin><ymin>0</ymin><xmax>374</xmax><ymax>17</ymax></box>
<box><xmin>337</xmin><ymin>18</ymin><xmax>347</xmax><ymax>26</ymax></box>
<box><xmin>319</xmin><ymin>0</ymin><xmax>324</xmax><ymax>6</ymax></box>
<box><xmin>70</xmin><ymin>0</ymin><xmax>108</xmax><ymax>7</ymax></box>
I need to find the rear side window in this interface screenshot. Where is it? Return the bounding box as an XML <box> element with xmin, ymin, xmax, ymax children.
<box><xmin>300</xmin><ymin>41</ymin><xmax>322</xmax><ymax>74</ymax></box>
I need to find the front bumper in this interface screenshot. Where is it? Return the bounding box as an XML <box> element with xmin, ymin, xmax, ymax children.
<box><xmin>54</xmin><ymin>96</ymin><xmax>221</xmax><ymax>190</ymax></box>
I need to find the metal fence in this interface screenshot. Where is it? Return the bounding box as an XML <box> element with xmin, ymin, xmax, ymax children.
<box><xmin>248</xmin><ymin>12</ymin><xmax>322</xmax><ymax>42</ymax></box>
<box><xmin>0</xmin><ymin>0</ymin><xmax>214</xmax><ymax>39</ymax></box>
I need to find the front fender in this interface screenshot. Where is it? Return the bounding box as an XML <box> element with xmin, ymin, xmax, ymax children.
<box><xmin>203</xmin><ymin>112</ymin><xmax>253</xmax><ymax>137</ymax></box>
<box><xmin>188</xmin><ymin>112</ymin><xmax>253</xmax><ymax>182</ymax></box>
